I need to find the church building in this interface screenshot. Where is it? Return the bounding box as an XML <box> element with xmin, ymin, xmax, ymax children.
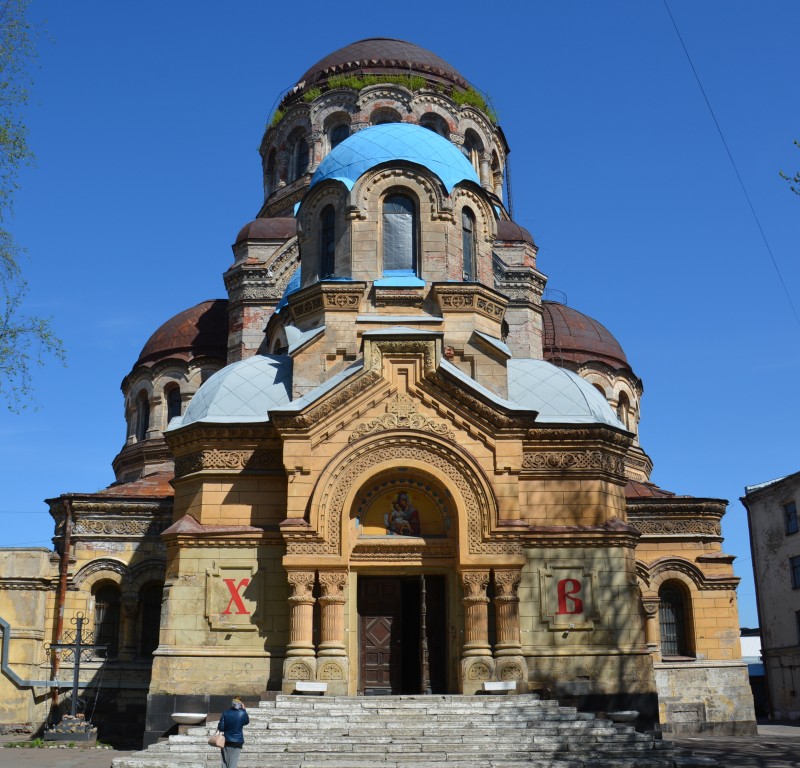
<box><xmin>0</xmin><ymin>39</ymin><xmax>755</xmax><ymax>745</ymax></box>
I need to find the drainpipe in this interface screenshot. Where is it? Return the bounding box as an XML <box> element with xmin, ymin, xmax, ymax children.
<box><xmin>50</xmin><ymin>497</ymin><xmax>74</xmax><ymax>715</ymax></box>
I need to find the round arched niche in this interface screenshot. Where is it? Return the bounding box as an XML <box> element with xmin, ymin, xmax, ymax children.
<box><xmin>351</xmin><ymin>468</ymin><xmax>455</xmax><ymax>539</ymax></box>
<box><xmin>296</xmin><ymin>433</ymin><xmax>516</xmax><ymax>561</ymax></box>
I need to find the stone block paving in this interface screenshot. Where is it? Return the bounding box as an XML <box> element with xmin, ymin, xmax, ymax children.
<box><xmin>673</xmin><ymin>722</ymin><xmax>800</xmax><ymax>768</ymax></box>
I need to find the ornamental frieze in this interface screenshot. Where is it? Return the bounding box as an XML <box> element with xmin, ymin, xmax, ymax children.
<box><xmin>424</xmin><ymin>371</ymin><xmax>535</xmax><ymax>432</ymax></box>
<box><xmin>628</xmin><ymin>518</ymin><xmax>721</xmax><ymax>538</ymax></box>
<box><xmin>276</xmin><ymin>370</ymin><xmax>382</xmax><ymax>430</ymax></box>
<box><xmin>433</xmin><ymin>284</ymin><xmax>507</xmax><ymax>322</ymax></box>
<box><xmin>72</xmin><ymin>519</ymin><xmax>171</xmax><ymax>537</ymax></box>
<box><xmin>175</xmin><ymin>449</ymin><xmax>282</xmax><ymax>477</ymax></box>
<box><xmin>521</xmin><ymin>450</ymin><xmax>625</xmax><ymax>475</ymax></box>
<box><xmin>349</xmin><ymin>542</ymin><xmax>454</xmax><ymax>561</ymax></box>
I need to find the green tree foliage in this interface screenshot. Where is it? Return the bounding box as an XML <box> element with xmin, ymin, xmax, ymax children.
<box><xmin>779</xmin><ymin>140</ymin><xmax>800</xmax><ymax>196</ymax></box>
<box><xmin>0</xmin><ymin>0</ymin><xmax>64</xmax><ymax>412</ymax></box>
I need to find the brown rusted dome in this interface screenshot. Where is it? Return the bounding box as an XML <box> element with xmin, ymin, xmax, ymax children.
<box><xmin>542</xmin><ymin>301</ymin><xmax>630</xmax><ymax>371</ymax></box>
<box><xmin>235</xmin><ymin>217</ymin><xmax>297</xmax><ymax>245</ymax></box>
<box><xmin>298</xmin><ymin>38</ymin><xmax>469</xmax><ymax>89</ymax></box>
<box><xmin>136</xmin><ymin>300</ymin><xmax>228</xmax><ymax>367</ymax></box>
<box><xmin>496</xmin><ymin>220</ymin><xmax>536</xmax><ymax>246</ymax></box>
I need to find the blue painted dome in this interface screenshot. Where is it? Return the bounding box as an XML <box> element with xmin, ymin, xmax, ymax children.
<box><xmin>170</xmin><ymin>355</ymin><xmax>292</xmax><ymax>427</ymax></box>
<box><xmin>310</xmin><ymin>123</ymin><xmax>480</xmax><ymax>193</ymax></box>
<box><xmin>507</xmin><ymin>359</ymin><xmax>624</xmax><ymax>428</ymax></box>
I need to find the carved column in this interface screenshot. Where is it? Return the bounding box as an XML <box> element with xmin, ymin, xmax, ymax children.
<box><xmin>316</xmin><ymin>570</ymin><xmax>349</xmax><ymax>694</ymax></box>
<box><xmin>493</xmin><ymin>570</ymin><xmax>522</xmax><ymax>654</ymax></box>
<box><xmin>642</xmin><ymin>598</ymin><xmax>661</xmax><ymax>659</ymax></box>
<box><xmin>282</xmin><ymin>570</ymin><xmax>316</xmax><ymax>692</ymax></box>
<box><xmin>318</xmin><ymin>571</ymin><xmax>347</xmax><ymax>654</ymax></box>
<box><xmin>492</xmin><ymin>570</ymin><xmax>527</xmax><ymax>689</ymax></box>
<box><xmin>460</xmin><ymin>570</ymin><xmax>494</xmax><ymax>694</ymax></box>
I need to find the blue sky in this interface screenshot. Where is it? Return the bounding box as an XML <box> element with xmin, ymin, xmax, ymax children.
<box><xmin>1</xmin><ymin>1</ymin><xmax>799</xmax><ymax>628</ymax></box>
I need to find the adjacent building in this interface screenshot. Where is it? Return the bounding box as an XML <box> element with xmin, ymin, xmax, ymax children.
<box><xmin>0</xmin><ymin>38</ymin><xmax>755</xmax><ymax>745</ymax></box>
<box><xmin>743</xmin><ymin>471</ymin><xmax>800</xmax><ymax>719</ymax></box>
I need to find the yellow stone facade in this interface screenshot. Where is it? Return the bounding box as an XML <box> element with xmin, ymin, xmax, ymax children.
<box><xmin>0</xmin><ymin>38</ymin><xmax>755</xmax><ymax>746</ymax></box>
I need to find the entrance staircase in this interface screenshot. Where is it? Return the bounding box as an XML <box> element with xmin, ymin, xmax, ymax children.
<box><xmin>111</xmin><ymin>694</ymin><xmax>713</xmax><ymax>768</ymax></box>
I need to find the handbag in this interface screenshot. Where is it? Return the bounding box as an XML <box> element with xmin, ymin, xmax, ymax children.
<box><xmin>208</xmin><ymin>730</ymin><xmax>226</xmax><ymax>748</ymax></box>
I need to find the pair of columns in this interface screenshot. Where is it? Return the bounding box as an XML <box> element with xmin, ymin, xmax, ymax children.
<box><xmin>286</xmin><ymin>570</ymin><xmax>348</xmax><ymax>657</ymax></box>
<box><xmin>460</xmin><ymin>569</ymin><xmax>526</xmax><ymax>692</ymax></box>
<box><xmin>461</xmin><ymin>569</ymin><xmax>523</xmax><ymax>656</ymax></box>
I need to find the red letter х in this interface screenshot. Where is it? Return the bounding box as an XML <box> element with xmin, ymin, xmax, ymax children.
<box><xmin>221</xmin><ymin>578</ymin><xmax>251</xmax><ymax>615</ymax></box>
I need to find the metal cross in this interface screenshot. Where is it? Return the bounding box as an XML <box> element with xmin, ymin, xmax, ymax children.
<box><xmin>48</xmin><ymin>612</ymin><xmax>107</xmax><ymax>717</ymax></box>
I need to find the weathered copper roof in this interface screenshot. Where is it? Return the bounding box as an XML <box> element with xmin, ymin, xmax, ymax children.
<box><xmin>496</xmin><ymin>220</ymin><xmax>535</xmax><ymax>246</ymax></box>
<box><xmin>625</xmin><ymin>479</ymin><xmax>677</xmax><ymax>499</ymax></box>
<box><xmin>298</xmin><ymin>38</ymin><xmax>468</xmax><ymax>89</ymax></box>
<box><xmin>542</xmin><ymin>301</ymin><xmax>630</xmax><ymax>371</ymax></box>
<box><xmin>136</xmin><ymin>300</ymin><xmax>228</xmax><ymax>367</ymax></box>
<box><xmin>96</xmin><ymin>471</ymin><xmax>175</xmax><ymax>498</ymax></box>
<box><xmin>235</xmin><ymin>217</ymin><xmax>297</xmax><ymax>245</ymax></box>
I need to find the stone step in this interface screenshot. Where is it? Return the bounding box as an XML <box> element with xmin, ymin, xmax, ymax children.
<box><xmin>112</xmin><ymin>693</ymin><xmax>705</xmax><ymax>768</ymax></box>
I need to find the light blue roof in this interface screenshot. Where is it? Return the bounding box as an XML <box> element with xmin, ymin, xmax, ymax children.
<box><xmin>170</xmin><ymin>355</ymin><xmax>292</xmax><ymax>427</ymax></box>
<box><xmin>310</xmin><ymin>123</ymin><xmax>480</xmax><ymax>193</ymax></box>
<box><xmin>507</xmin><ymin>359</ymin><xmax>624</xmax><ymax>427</ymax></box>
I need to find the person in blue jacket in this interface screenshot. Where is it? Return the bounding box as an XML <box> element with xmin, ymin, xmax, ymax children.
<box><xmin>217</xmin><ymin>696</ymin><xmax>249</xmax><ymax>768</ymax></box>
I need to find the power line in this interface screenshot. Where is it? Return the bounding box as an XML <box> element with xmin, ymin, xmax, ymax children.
<box><xmin>661</xmin><ymin>0</ymin><xmax>800</xmax><ymax>330</ymax></box>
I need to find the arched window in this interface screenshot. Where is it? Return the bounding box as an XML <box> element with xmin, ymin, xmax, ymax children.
<box><xmin>139</xmin><ymin>584</ymin><xmax>163</xmax><ymax>657</ymax></box>
<box><xmin>382</xmin><ymin>194</ymin><xmax>416</xmax><ymax>275</ymax></box>
<box><xmin>659</xmin><ymin>583</ymin><xmax>689</xmax><ymax>657</ymax></box>
<box><xmin>330</xmin><ymin>124</ymin><xmax>349</xmax><ymax>149</ymax></box>
<box><xmin>420</xmin><ymin>113</ymin><xmax>448</xmax><ymax>138</ymax></box>
<box><xmin>290</xmin><ymin>136</ymin><xmax>309</xmax><ymax>182</ymax></box>
<box><xmin>135</xmin><ymin>391</ymin><xmax>149</xmax><ymax>442</ymax></box>
<box><xmin>617</xmin><ymin>392</ymin><xmax>631</xmax><ymax>430</ymax></box>
<box><xmin>320</xmin><ymin>205</ymin><xmax>336</xmax><ymax>278</ymax></box>
<box><xmin>94</xmin><ymin>584</ymin><xmax>121</xmax><ymax>658</ymax></box>
<box><xmin>265</xmin><ymin>149</ymin><xmax>277</xmax><ymax>195</ymax></box>
<box><xmin>462</xmin><ymin>208</ymin><xmax>476</xmax><ymax>281</ymax></box>
<box><xmin>166</xmin><ymin>386</ymin><xmax>182</xmax><ymax>423</ymax></box>
<box><xmin>371</xmin><ymin>107</ymin><xmax>401</xmax><ymax>126</ymax></box>
<box><xmin>463</xmin><ymin>130</ymin><xmax>483</xmax><ymax>175</ymax></box>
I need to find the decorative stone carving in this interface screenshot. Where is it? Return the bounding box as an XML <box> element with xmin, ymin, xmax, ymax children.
<box><xmin>285</xmin><ymin>661</ymin><xmax>312</xmax><ymax>680</ymax></box>
<box><xmin>433</xmin><ymin>283</ymin><xmax>507</xmax><ymax>322</ymax></box>
<box><xmin>274</xmin><ymin>370</ymin><xmax>382</xmax><ymax>431</ymax></box>
<box><xmin>175</xmin><ymin>449</ymin><xmax>281</xmax><ymax>477</ymax></box>
<box><xmin>72</xmin><ymin>519</ymin><xmax>170</xmax><ymax>537</ymax></box>
<box><xmin>318</xmin><ymin>570</ymin><xmax>348</xmax><ymax>657</ymax></box>
<box><xmin>286</xmin><ymin>571</ymin><xmax>316</xmax><ymax>656</ymax></box>
<box><xmin>318</xmin><ymin>661</ymin><xmax>344</xmax><ymax>680</ymax></box>
<box><xmin>629</xmin><ymin>519</ymin><xmax>721</xmax><ymax>538</ymax></box>
<box><xmin>284</xmin><ymin>435</ymin><xmax>520</xmax><ymax>557</ymax></box>
<box><xmin>493</xmin><ymin>570</ymin><xmax>523</xmax><ymax>656</ymax></box>
<box><xmin>349</xmin><ymin>394</ymin><xmax>455</xmax><ymax>443</ymax></box>
<box><xmin>461</xmin><ymin>571</ymin><xmax>490</xmax><ymax>658</ymax></box>
<box><xmin>498</xmin><ymin>662</ymin><xmax>524</xmax><ymax>681</ymax></box>
<box><xmin>521</xmin><ymin>450</ymin><xmax>625</xmax><ymax>476</ymax></box>
<box><xmin>466</xmin><ymin>660</ymin><xmax>492</xmax><ymax>681</ymax></box>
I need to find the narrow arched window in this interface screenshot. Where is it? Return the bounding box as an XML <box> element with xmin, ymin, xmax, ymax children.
<box><xmin>382</xmin><ymin>194</ymin><xmax>416</xmax><ymax>275</ymax></box>
<box><xmin>330</xmin><ymin>124</ymin><xmax>349</xmax><ymax>149</ymax></box>
<box><xmin>94</xmin><ymin>584</ymin><xmax>121</xmax><ymax>658</ymax></box>
<box><xmin>166</xmin><ymin>387</ymin><xmax>182</xmax><ymax>423</ymax></box>
<box><xmin>135</xmin><ymin>391</ymin><xmax>149</xmax><ymax>442</ymax></box>
<box><xmin>139</xmin><ymin>584</ymin><xmax>163</xmax><ymax>657</ymax></box>
<box><xmin>320</xmin><ymin>205</ymin><xmax>336</xmax><ymax>278</ymax></box>
<box><xmin>462</xmin><ymin>208</ymin><xmax>476</xmax><ymax>281</ymax></box>
<box><xmin>463</xmin><ymin>131</ymin><xmax>483</xmax><ymax>175</ymax></box>
<box><xmin>291</xmin><ymin>136</ymin><xmax>309</xmax><ymax>182</ymax></box>
<box><xmin>265</xmin><ymin>149</ymin><xmax>277</xmax><ymax>195</ymax></box>
<box><xmin>659</xmin><ymin>583</ymin><xmax>689</xmax><ymax>657</ymax></box>
<box><xmin>617</xmin><ymin>392</ymin><xmax>631</xmax><ymax>430</ymax></box>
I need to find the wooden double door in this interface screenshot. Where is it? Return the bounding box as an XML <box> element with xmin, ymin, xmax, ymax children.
<box><xmin>358</xmin><ymin>575</ymin><xmax>447</xmax><ymax>695</ymax></box>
